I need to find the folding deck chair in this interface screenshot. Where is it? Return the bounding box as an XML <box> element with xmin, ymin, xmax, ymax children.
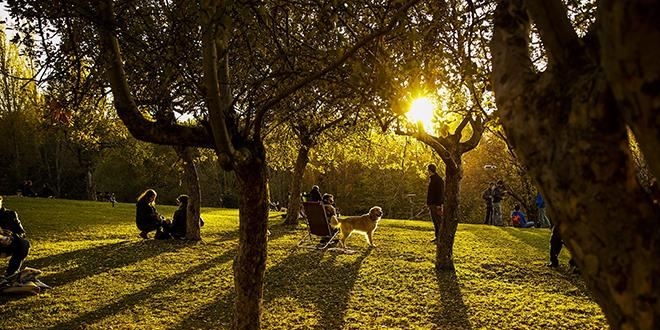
<box><xmin>297</xmin><ymin>201</ymin><xmax>340</xmax><ymax>250</ymax></box>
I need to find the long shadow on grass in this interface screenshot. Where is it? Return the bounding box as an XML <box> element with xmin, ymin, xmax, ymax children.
<box><xmin>384</xmin><ymin>221</ymin><xmax>432</xmax><ymax>232</ymax></box>
<box><xmin>503</xmin><ymin>228</ymin><xmax>551</xmax><ymax>253</ymax></box>
<box><xmin>203</xmin><ymin>223</ymin><xmax>291</xmax><ymax>247</ymax></box>
<box><xmin>26</xmin><ymin>240</ymin><xmax>183</xmax><ymax>287</ymax></box>
<box><xmin>432</xmin><ymin>269</ymin><xmax>472</xmax><ymax>329</ymax></box>
<box><xmin>45</xmin><ymin>249</ymin><xmax>236</xmax><ymax>330</ymax></box>
<box><xmin>263</xmin><ymin>248</ymin><xmax>372</xmax><ymax>329</ymax></box>
<box><xmin>171</xmin><ymin>291</ymin><xmax>236</xmax><ymax>329</ymax></box>
<box><xmin>470</xmin><ymin>226</ymin><xmax>549</xmax><ymax>254</ymax></box>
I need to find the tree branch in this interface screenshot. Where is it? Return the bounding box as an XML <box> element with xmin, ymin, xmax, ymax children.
<box><xmin>95</xmin><ymin>0</ymin><xmax>213</xmax><ymax>148</ymax></box>
<box><xmin>524</xmin><ymin>0</ymin><xmax>584</xmax><ymax>69</ymax></box>
<box><xmin>492</xmin><ymin>0</ymin><xmax>537</xmax><ymax>112</ymax></box>
<box><xmin>253</xmin><ymin>0</ymin><xmax>423</xmax><ymax>125</ymax></box>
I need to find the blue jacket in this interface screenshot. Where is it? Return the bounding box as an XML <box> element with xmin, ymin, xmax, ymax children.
<box><xmin>535</xmin><ymin>193</ymin><xmax>545</xmax><ymax>208</ymax></box>
<box><xmin>511</xmin><ymin>210</ymin><xmax>528</xmax><ymax>227</ymax></box>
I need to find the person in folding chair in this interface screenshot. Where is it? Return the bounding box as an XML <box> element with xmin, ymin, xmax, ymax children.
<box><xmin>318</xmin><ymin>193</ymin><xmax>340</xmax><ymax>246</ymax></box>
<box><xmin>298</xmin><ymin>194</ymin><xmax>341</xmax><ymax>249</ymax></box>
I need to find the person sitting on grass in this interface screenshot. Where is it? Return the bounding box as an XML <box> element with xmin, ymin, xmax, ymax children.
<box><xmin>0</xmin><ymin>196</ymin><xmax>30</xmax><ymax>277</ymax></box>
<box><xmin>169</xmin><ymin>194</ymin><xmax>204</xmax><ymax>240</ymax></box>
<box><xmin>135</xmin><ymin>189</ymin><xmax>168</xmax><ymax>239</ymax></box>
<box><xmin>511</xmin><ymin>204</ymin><xmax>535</xmax><ymax>228</ymax></box>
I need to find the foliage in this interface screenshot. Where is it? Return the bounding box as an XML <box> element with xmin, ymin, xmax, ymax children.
<box><xmin>0</xmin><ymin>197</ymin><xmax>606</xmax><ymax>329</ymax></box>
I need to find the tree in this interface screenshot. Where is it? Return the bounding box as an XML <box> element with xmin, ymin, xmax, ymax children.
<box><xmin>175</xmin><ymin>147</ymin><xmax>202</xmax><ymax>241</ymax></box>
<box><xmin>2</xmin><ymin>1</ymin><xmax>422</xmax><ymax>329</ymax></box>
<box><xmin>279</xmin><ymin>86</ymin><xmax>363</xmax><ymax>226</ymax></box>
<box><xmin>96</xmin><ymin>2</ymin><xmax>419</xmax><ymax>327</ymax></box>
<box><xmin>492</xmin><ymin>0</ymin><xmax>660</xmax><ymax>328</ymax></box>
<box><xmin>0</xmin><ymin>25</ymin><xmax>41</xmax><ymax>191</ymax></box>
<box><xmin>364</xmin><ymin>0</ymin><xmax>491</xmax><ymax>269</ymax></box>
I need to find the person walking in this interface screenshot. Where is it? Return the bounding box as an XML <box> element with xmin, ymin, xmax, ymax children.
<box><xmin>426</xmin><ymin>163</ymin><xmax>445</xmax><ymax>243</ymax></box>
<box><xmin>535</xmin><ymin>192</ymin><xmax>552</xmax><ymax>228</ymax></box>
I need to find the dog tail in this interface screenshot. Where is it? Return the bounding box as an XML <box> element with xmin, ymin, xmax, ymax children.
<box><xmin>329</xmin><ymin>215</ymin><xmax>340</xmax><ymax>228</ymax></box>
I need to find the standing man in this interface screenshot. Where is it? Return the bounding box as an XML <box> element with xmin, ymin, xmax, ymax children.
<box><xmin>492</xmin><ymin>180</ymin><xmax>506</xmax><ymax>226</ymax></box>
<box><xmin>535</xmin><ymin>192</ymin><xmax>552</xmax><ymax>228</ymax></box>
<box><xmin>482</xmin><ymin>182</ymin><xmax>495</xmax><ymax>225</ymax></box>
<box><xmin>0</xmin><ymin>196</ymin><xmax>30</xmax><ymax>277</ymax></box>
<box><xmin>426</xmin><ymin>163</ymin><xmax>445</xmax><ymax>243</ymax></box>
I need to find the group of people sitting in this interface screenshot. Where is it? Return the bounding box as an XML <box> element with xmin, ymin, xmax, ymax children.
<box><xmin>135</xmin><ymin>189</ymin><xmax>202</xmax><ymax>240</ymax></box>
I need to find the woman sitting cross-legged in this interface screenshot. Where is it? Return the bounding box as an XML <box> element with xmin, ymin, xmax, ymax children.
<box><xmin>135</xmin><ymin>189</ymin><xmax>168</xmax><ymax>239</ymax></box>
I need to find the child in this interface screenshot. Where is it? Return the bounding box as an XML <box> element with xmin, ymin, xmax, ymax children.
<box><xmin>511</xmin><ymin>204</ymin><xmax>535</xmax><ymax>228</ymax></box>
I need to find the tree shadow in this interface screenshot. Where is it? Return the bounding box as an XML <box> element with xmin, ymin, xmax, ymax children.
<box><xmin>503</xmin><ymin>228</ymin><xmax>551</xmax><ymax>253</ymax></box>
<box><xmin>170</xmin><ymin>291</ymin><xmax>236</xmax><ymax>329</ymax></box>
<box><xmin>24</xmin><ymin>240</ymin><xmax>183</xmax><ymax>287</ymax></box>
<box><xmin>263</xmin><ymin>247</ymin><xmax>372</xmax><ymax>329</ymax></box>
<box><xmin>44</xmin><ymin>249</ymin><xmax>236</xmax><ymax>330</ymax></box>
<box><xmin>470</xmin><ymin>227</ymin><xmax>548</xmax><ymax>254</ymax></box>
<box><xmin>432</xmin><ymin>268</ymin><xmax>472</xmax><ymax>329</ymax></box>
<box><xmin>385</xmin><ymin>221</ymin><xmax>433</xmax><ymax>232</ymax></box>
<box><xmin>202</xmin><ymin>230</ymin><xmax>240</xmax><ymax>244</ymax></box>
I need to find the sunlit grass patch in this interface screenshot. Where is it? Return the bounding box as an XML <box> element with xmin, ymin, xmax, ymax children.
<box><xmin>0</xmin><ymin>197</ymin><xmax>607</xmax><ymax>329</ymax></box>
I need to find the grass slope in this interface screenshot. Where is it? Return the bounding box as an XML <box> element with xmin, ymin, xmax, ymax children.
<box><xmin>0</xmin><ymin>197</ymin><xmax>607</xmax><ymax>329</ymax></box>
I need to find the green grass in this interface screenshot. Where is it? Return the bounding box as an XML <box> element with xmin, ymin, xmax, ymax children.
<box><xmin>0</xmin><ymin>197</ymin><xmax>607</xmax><ymax>329</ymax></box>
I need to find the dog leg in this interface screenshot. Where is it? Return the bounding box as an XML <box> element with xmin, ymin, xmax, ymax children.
<box><xmin>340</xmin><ymin>231</ymin><xmax>351</xmax><ymax>248</ymax></box>
<box><xmin>367</xmin><ymin>230</ymin><xmax>376</xmax><ymax>247</ymax></box>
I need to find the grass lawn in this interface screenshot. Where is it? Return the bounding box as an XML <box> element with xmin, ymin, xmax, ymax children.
<box><xmin>0</xmin><ymin>197</ymin><xmax>607</xmax><ymax>329</ymax></box>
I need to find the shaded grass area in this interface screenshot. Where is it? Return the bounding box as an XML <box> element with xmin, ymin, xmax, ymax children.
<box><xmin>0</xmin><ymin>197</ymin><xmax>607</xmax><ymax>329</ymax></box>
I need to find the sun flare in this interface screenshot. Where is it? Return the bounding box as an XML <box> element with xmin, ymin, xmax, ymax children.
<box><xmin>406</xmin><ymin>97</ymin><xmax>436</xmax><ymax>132</ymax></box>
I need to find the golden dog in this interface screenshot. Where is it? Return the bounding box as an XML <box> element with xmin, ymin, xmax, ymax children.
<box><xmin>330</xmin><ymin>206</ymin><xmax>383</xmax><ymax>248</ymax></box>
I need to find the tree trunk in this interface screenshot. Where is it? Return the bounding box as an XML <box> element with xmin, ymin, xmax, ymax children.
<box><xmin>599</xmin><ymin>0</ymin><xmax>660</xmax><ymax>182</ymax></box>
<box><xmin>233</xmin><ymin>159</ymin><xmax>269</xmax><ymax>330</ymax></box>
<box><xmin>435</xmin><ymin>161</ymin><xmax>462</xmax><ymax>270</ymax></box>
<box><xmin>283</xmin><ymin>145</ymin><xmax>310</xmax><ymax>225</ymax></box>
<box><xmin>492</xmin><ymin>1</ymin><xmax>660</xmax><ymax>328</ymax></box>
<box><xmin>176</xmin><ymin>146</ymin><xmax>202</xmax><ymax>241</ymax></box>
<box><xmin>86</xmin><ymin>164</ymin><xmax>96</xmax><ymax>201</ymax></box>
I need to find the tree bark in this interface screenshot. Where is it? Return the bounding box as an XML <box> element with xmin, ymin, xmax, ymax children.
<box><xmin>492</xmin><ymin>1</ymin><xmax>660</xmax><ymax>328</ymax></box>
<box><xmin>233</xmin><ymin>159</ymin><xmax>269</xmax><ymax>330</ymax></box>
<box><xmin>283</xmin><ymin>145</ymin><xmax>311</xmax><ymax>225</ymax></box>
<box><xmin>599</xmin><ymin>0</ymin><xmax>660</xmax><ymax>182</ymax></box>
<box><xmin>410</xmin><ymin>119</ymin><xmax>483</xmax><ymax>270</ymax></box>
<box><xmin>435</xmin><ymin>161</ymin><xmax>462</xmax><ymax>270</ymax></box>
<box><xmin>86</xmin><ymin>164</ymin><xmax>96</xmax><ymax>201</ymax></box>
<box><xmin>176</xmin><ymin>146</ymin><xmax>202</xmax><ymax>241</ymax></box>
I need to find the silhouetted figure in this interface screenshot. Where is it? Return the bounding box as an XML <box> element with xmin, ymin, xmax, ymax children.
<box><xmin>482</xmin><ymin>183</ymin><xmax>495</xmax><ymax>225</ymax></box>
<box><xmin>426</xmin><ymin>163</ymin><xmax>445</xmax><ymax>243</ymax></box>
<box><xmin>307</xmin><ymin>185</ymin><xmax>322</xmax><ymax>202</ymax></box>
<box><xmin>536</xmin><ymin>192</ymin><xmax>551</xmax><ymax>228</ymax></box>
<box><xmin>22</xmin><ymin>180</ymin><xmax>36</xmax><ymax>197</ymax></box>
<box><xmin>135</xmin><ymin>189</ymin><xmax>167</xmax><ymax>239</ymax></box>
<box><xmin>39</xmin><ymin>184</ymin><xmax>55</xmax><ymax>198</ymax></box>
<box><xmin>0</xmin><ymin>196</ymin><xmax>30</xmax><ymax>276</ymax></box>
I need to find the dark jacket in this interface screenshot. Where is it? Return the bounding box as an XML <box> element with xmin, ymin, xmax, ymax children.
<box><xmin>170</xmin><ymin>208</ymin><xmax>187</xmax><ymax>238</ymax></box>
<box><xmin>308</xmin><ymin>189</ymin><xmax>322</xmax><ymax>202</ymax></box>
<box><xmin>136</xmin><ymin>201</ymin><xmax>161</xmax><ymax>230</ymax></box>
<box><xmin>0</xmin><ymin>207</ymin><xmax>26</xmax><ymax>237</ymax></box>
<box><xmin>427</xmin><ymin>173</ymin><xmax>445</xmax><ymax>206</ymax></box>
<box><xmin>482</xmin><ymin>187</ymin><xmax>493</xmax><ymax>205</ymax></box>
<box><xmin>493</xmin><ymin>185</ymin><xmax>506</xmax><ymax>203</ymax></box>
